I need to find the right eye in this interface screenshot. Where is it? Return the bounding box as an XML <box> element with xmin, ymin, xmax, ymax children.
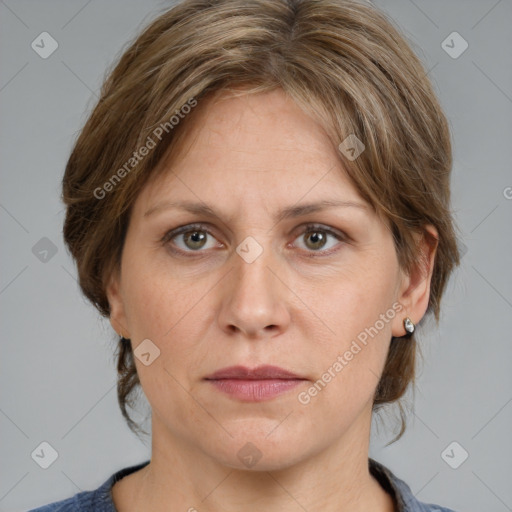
<box><xmin>161</xmin><ymin>223</ymin><xmax>223</xmax><ymax>255</ymax></box>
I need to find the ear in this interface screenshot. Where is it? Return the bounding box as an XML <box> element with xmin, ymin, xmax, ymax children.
<box><xmin>392</xmin><ymin>224</ymin><xmax>438</xmax><ymax>337</ymax></box>
<box><xmin>105</xmin><ymin>266</ymin><xmax>130</xmax><ymax>339</ymax></box>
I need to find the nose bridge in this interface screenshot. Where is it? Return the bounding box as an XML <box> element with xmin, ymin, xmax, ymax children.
<box><xmin>218</xmin><ymin>234</ymin><xmax>289</xmax><ymax>337</ymax></box>
<box><xmin>236</xmin><ymin>237</ymin><xmax>274</xmax><ymax>294</ymax></box>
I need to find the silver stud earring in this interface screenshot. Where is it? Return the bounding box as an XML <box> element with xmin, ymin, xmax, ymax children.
<box><xmin>403</xmin><ymin>317</ymin><xmax>415</xmax><ymax>337</ymax></box>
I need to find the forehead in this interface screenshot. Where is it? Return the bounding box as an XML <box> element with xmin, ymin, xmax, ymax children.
<box><xmin>135</xmin><ymin>88</ymin><xmax>366</xmax><ymax>216</ymax></box>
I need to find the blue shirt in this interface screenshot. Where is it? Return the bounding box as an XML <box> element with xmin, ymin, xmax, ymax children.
<box><xmin>28</xmin><ymin>458</ymin><xmax>457</xmax><ymax>511</ymax></box>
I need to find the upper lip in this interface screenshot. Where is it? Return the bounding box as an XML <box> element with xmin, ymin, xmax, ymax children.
<box><xmin>205</xmin><ymin>365</ymin><xmax>305</xmax><ymax>380</ymax></box>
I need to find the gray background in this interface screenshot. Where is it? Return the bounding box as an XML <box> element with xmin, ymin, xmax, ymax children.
<box><xmin>1</xmin><ymin>1</ymin><xmax>511</xmax><ymax>511</ymax></box>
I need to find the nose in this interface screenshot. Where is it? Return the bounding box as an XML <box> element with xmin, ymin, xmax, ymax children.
<box><xmin>217</xmin><ymin>239</ymin><xmax>291</xmax><ymax>339</ymax></box>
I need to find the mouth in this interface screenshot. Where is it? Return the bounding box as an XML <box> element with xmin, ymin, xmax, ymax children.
<box><xmin>204</xmin><ymin>365</ymin><xmax>308</xmax><ymax>402</ymax></box>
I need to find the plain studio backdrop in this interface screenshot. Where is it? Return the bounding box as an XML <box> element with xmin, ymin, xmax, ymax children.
<box><xmin>1</xmin><ymin>1</ymin><xmax>511</xmax><ymax>511</ymax></box>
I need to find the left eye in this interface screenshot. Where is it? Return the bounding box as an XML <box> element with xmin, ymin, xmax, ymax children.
<box><xmin>291</xmin><ymin>225</ymin><xmax>344</xmax><ymax>254</ymax></box>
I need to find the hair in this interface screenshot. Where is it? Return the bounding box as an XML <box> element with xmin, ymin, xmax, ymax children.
<box><xmin>62</xmin><ymin>0</ymin><xmax>460</xmax><ymax>441</ymax></box>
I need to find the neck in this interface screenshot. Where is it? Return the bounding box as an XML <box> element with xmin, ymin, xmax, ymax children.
<box><xmin>117</xmin><ymin>406</ymin><xmax>395</xmax><ymax>512</ymax></box>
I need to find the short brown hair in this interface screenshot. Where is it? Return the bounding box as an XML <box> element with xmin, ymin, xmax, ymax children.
<box><xmin>62</xmin><ymin>0</ymin><xmax>460</xmax><ymax>440</ymax></box>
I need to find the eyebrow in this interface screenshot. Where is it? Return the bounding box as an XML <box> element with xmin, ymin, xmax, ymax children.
<box><xmin>144</xmin><ymin>199</ymin><xmax>370</xmax><ymax>224</ymax></box>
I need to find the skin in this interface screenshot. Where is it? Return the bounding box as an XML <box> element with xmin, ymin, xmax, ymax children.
<box><xmin>107</xmin><ymin>87</ymin><xmax>438</xmax><ymax>512</ymax></box>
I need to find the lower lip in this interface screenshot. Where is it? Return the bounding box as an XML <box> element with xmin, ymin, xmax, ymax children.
<box><xmin>206</xmin><ymin>378</ymin><xmax>305</xmax><ymax>401</ymax></box>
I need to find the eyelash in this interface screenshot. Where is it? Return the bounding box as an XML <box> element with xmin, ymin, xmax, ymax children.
<box><xmin>160</xmin><ymin>223</ymin><xmax>348</xmax><ymax>258</ymax></box>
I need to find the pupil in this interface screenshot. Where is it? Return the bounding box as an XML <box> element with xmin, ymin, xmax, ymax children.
<box><xmin>187</xmin><ymin>231</ymin><xmax>205</xmax><ymax>248</ymax></box>
<box><xmin>308</xmin><ymin>231</ymin><xmax>325</xmax><ymax>249</ymax></box>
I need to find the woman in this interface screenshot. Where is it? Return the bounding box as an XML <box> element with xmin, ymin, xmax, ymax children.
<box><xmin>30</xmin><ymin>0</ymin><xmax>461</xmax><ymax>510</ymax></box>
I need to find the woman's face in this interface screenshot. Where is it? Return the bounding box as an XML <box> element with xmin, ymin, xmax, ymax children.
<box><xmin>107</xmin><ymin>88</ymin><xmax>431</xmax><ymax>470</ymax></box>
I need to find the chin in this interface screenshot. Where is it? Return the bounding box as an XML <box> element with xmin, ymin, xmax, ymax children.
<box><xmin>202</xmin><ymin>423</ymin><xmax>312</xmax><ymax>472</ymax></box>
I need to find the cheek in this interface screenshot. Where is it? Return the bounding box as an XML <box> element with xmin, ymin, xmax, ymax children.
<box><xmin>122</xmin><ymin>264</ymin><xmax>210</xmax><ymax>423</ymax></box>
<box><xmin>297</xmin><ymin>259</ymin><xmax>398</xmax><ymax>403</ymax></box>
<box><xmin>301</xmin><ymin>256</ymin><xmax>398</xmax><ymax>344</ymax></box>
<box><xmin>121</xmin><ymin>258</ymin><xmax>218</xmax><ymax>397</ymax></box>
<box><xmin>121</xmin><ymin>250</ymin><xmax>206</xmax><ymax>340</ymax></box>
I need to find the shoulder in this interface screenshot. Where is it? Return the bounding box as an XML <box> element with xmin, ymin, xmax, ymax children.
<box><xmin>369</xmin><ymin>458</ymin><xmax>460</xmax><ymax>512</ymax></box>
<box><xmin>27</xmin><ymin>494</ymin><xmax>80</xmax><ymax>511</ymax></box>
<box><xmin>28</xmin><ymin>460</ymin><xmax>151</xmax><ymax>512</ymax></box>
<box><xmin>27</xmin><ymin>490</ymin><xmax>106</xmax><ymax>512</ymax></box>
<box><xmin>27</xmin><ymin>485</ymin><xmax>114</xmax><ymax>512</ymax></box>
<box><xmin>391</xmin><ymin>474</ymin><xmax>458</xmax><ymax>512</ymax></box>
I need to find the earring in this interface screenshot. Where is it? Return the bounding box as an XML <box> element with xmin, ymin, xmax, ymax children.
<box><xmin>403</xmin><ymin>317</ymin><xmax>415</xmax><ymax>337</ymax></box>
